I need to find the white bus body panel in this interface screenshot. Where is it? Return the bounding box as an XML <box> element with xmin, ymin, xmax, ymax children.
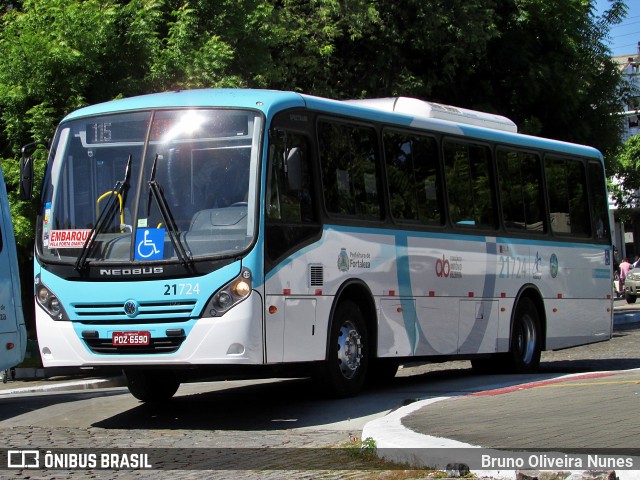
<box><xmin>265</xmin><ymin>228</ymin><xmax>612</xmax><ymax>362</ymax></box>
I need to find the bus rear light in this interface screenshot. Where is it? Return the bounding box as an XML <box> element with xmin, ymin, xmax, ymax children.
<box><xmin>268</xmin><ymin>306</ymin><xmax>277</xmax><ymax>314</ymax></box>
<box><xmin>6</xmin><ymin>343</ymin><xmax>14</xmax><ymax>350</ymax></box>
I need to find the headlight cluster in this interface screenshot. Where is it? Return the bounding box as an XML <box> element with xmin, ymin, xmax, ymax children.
<box><xmin>35</xmin><ymin>275</ymin><xmax>69</xmax><ymax>321</ymax></box>
<box><xmin>203</xmin><ymin>268</ymin><xmax>252</xmax><ymax>317</ymax></box>
<box><xmin>629</xmin><ymin>273</ymin><xmax>640</xmax><ymax>281</ymax></box>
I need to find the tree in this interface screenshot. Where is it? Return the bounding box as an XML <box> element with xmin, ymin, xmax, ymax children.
<box><xmin>610</xmin><ymin>135</ymin><xmax>640</xmax><ymax>217</ymax></box>
<box><xmin>267</xmin><ymin>0</ymin><xmax>628</xmax><ymax>164</ymax></box>
<box><xmin>0</xmin><ymin>0</ymin><xmax>631</xmax><ymax>331</ymax></box>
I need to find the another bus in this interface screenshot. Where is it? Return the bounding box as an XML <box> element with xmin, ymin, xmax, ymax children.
<box><xmin>0</xmin><ymin>162</ymin><xmax>27</xmax><ymax>374</ymax></box>
<box><xmin>21</xmin><ymin>89</ymin><xmax>613</xmax><ymax>401</ymax></box>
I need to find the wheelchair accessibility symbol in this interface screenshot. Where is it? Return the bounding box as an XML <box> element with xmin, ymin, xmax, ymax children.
<box><xmin>135</xmin><ymin>228</ymin><xmax>165</xmax><ymax>260</ymax></box>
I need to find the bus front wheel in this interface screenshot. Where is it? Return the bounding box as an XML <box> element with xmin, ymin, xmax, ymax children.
<box><xmin>124</xmin><ymin>369</ymin><xmax>180</xmax><ymax>402</ymax></box>
<box><xmin>316</xmin><ymin>300</ymin><xmax>369</xmax><ymax>398</ymax></box>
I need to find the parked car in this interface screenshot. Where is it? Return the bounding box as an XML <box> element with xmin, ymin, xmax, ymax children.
<box><xmin>624</xmin><ymin>270</ymin><xmax>640</xmax><ymax>303</ymax></box>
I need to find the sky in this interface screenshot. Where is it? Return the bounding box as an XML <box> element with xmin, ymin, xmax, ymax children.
<box><xmin>595</xmin><ymin>0</ymin><xmax>640</xmax><ymax>56</ymax></box>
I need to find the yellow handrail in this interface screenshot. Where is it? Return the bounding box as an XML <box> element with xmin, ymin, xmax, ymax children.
<box><xmin>96</xmin><ymin>190</ymin><xmax>124</xmax><ymax>229</ymax></box>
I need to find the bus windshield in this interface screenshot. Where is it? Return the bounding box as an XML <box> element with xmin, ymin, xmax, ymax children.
<box><xmin>38</xmin><ymin>108</ymin><xmax>262</xmax><ymax>265</ymax></box>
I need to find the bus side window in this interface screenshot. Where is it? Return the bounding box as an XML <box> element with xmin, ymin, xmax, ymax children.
<box><xmin>318</xmin><ymin>120</ymin><xmax>381</xmax><ymax>219</ymax></box>
<box><xmin>497</xmin><ymin>149</ymin><xmax>546</xmax><ymax>233</ymax></box>
<box><xmin>267</xmin><ymin>132</ymin><xmax>314</xmax><ymax>223</ymax></box>
<box><xmin>383</xmin><ymin>130</ymin><xmax>443</xmax><ymax>225</ymax></box>
<box><xmin>588</xmin><ymin>161</ymin><xmax>610</xmax><ymax>242</ymax></box>
<box><xmin>443</xmin><ymin>139</ymin><xmax>496</xmax><ymax>229</ymax></box>
<box><xmin>545</xmin><ymin>156</ymin><xmax>590</xmax><ymax>237</ymax></box>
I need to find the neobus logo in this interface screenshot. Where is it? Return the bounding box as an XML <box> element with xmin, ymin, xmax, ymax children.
<box><xmin>99</xmin><ymin>267</ymin><xmax>164</xmax><ymax>276</ymax></box>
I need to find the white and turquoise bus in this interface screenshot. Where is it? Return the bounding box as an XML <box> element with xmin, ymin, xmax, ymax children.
<box><xmin>0</xmin><ymin>162</ymin><xmax>26</xmax><ymax>374</ymax></box>
<box><xmin>22</xmin><ymin>89</ymin><xmax>613</xmax><ymax>401</ymax></box>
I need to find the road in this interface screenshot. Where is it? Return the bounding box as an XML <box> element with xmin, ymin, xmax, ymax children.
<box><xmin>0</xmin><ymin>309</ymin><xmax>638</xmax><ymax>479</ymax></box>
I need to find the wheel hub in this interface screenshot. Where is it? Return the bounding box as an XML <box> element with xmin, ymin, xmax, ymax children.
<box><xmin>337</xmin><ymin>320</ymin><xmax>363</xmax><ymax>379</ymax></box>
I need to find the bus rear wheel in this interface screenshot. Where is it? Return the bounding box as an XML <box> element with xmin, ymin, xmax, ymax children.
<box><xmin>124</xmin><ymin>369</ymin><xmax>180</xmax><ymax>402</ymax></box>
<box><xmin>508</xmin><ymin>297</ymin><xmax>541</xmax><ymax>373</ymax></box>
<box><xmin>316</xmin><ymin>300</ymin><xmax>369</xmax><ymax>398</ymax></box>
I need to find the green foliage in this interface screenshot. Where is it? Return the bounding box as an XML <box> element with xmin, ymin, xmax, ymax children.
<box><xmin>610</xmin><ymin>134</ymin><xmax>640</xmax><ymax>220</ymax></box>
<box><xmin>0</xmin><ymin>0</ymin><xmax>630</xmax><ymax>268</ymax></box>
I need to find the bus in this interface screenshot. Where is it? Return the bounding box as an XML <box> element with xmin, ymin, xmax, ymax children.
<box><xmin>21</xmin><ymin>89</ymin><xmax>613</xmax><ymax>401</ymax></box>
<box><xmin>0</xmin><ymin>162</ymin><xmax>27</xmax><ymax>374</ymax></box>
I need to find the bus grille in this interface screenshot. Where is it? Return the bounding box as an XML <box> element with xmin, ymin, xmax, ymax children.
<box><xmin>83</xmin><ymin>336</ymin><xmax>185</xmax><ymax>355</ymax></box>
<box><xmin>71</xmin><ymin>300</ymin><xmax>197</xmax><ymax>323</ymax></box>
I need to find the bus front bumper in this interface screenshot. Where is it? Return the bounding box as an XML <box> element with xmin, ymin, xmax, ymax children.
<box><xmin>35</xmin><ymin>295</ymin><xmax>265</xmax><ymax>367</ymax></box>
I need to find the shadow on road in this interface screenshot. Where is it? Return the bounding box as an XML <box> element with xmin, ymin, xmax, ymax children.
<box><xmin>0</xmin><ymin>390</ymin><xmax>125</xmax><ymax>422</ymax></box>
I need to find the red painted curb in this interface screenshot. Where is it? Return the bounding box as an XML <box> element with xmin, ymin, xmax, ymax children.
<box><xmin>469</xmin><ymin>372</ymin><xmax>618</xmax><ymax>397</ymax></box>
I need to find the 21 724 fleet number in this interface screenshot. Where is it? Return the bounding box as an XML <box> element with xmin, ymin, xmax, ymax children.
<box><xmin>163</xmin><ymin>283</ymin><xmax>200</xmax><ymax>295</ymax></box>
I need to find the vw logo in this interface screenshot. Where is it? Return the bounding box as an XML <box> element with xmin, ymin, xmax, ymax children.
<box><xmin>123</xmin><ymin>300</ymin><xmax>139</xmax><ymax>317</ymax></box>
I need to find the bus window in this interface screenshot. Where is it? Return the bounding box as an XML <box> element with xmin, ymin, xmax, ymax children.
<box><xmin>267</xmin><ymin>131</ymin><xmax>315</xmax><ymax>223</ymax></box>
<box><xmin>545</xmin><ymin>156</ymin><xmax>590</xmax><ymax>237</ymax></box>
<box><xmin>383</xmin><ymin>130</ymin><xmax>443</xmax><ymax>225</ymax></box>
<box><xmin>265</xmin><ymin>130</ymin><xmax>320</xmax><ymax>266</ymax></box>
<box><xmin>443</xmin><ymin>139</ymin><xmax>496</xmax><ymax>229</ymax></box>
<box><xmin>588</xmin><ymin>161</ymin><xmax>610</xmax><ymax>242</ymax></box>
<box><xmin>497</xmin><ymin>149</ymin><xmax>546</xmax><ymax>233</ymax></box>
<box><xmin>318</xmin><ymin>120</ymin><xmax>381</xmax><ymax>219</ymax></box>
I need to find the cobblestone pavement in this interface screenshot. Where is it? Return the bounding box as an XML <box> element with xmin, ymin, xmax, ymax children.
<box><xmin>0</xmin><ymin>425</ymin><xmax>434</xmax><ymax>479</ymax></box>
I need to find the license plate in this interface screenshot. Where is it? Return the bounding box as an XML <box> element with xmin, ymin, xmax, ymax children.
<box><xmin>112</xmin><ymin>331</ymin><xmax>151</xmax><ymax>346</ymax></box>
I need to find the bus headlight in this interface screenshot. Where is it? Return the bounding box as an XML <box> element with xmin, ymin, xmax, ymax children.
<box><xmin>203</xmin><ymin>268</ymin><xmax>252</xmax><ymax>317</ymax></box>
<box><xmin>233</xmin><ymin>280</ymin><xmax>251</xmax><ymax>298</ymax></box>
<box><xmin>35</xmin><ymin>277</ymin><xmax>69</xmax><ymax>321</ymax></box>
<box><xmin>217</xmin><ymin>292</ymin><xmax>233</xmax><ymax>310</ymax></box>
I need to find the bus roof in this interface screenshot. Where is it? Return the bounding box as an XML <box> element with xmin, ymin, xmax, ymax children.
<box><xmin>63</xmin><ymin>89</ymin><xmax>307</xmax><ymax>121</ymax></box>
<box><xmin>62</xmin><ymin>88</ymin><xmax>603</xmax><ymax>160</ymax></box>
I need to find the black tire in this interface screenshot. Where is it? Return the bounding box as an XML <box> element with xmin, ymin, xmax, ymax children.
<box><xmin>625</xmin><ymin>293</ymin><xmax>637</xmax><ymax>304</ymax></box>
<box><xmin>315</xmin><ymin>300</ymin><xmax>369</xmax><ymax>398</ymax></box>
<box><xmin>124</xmin><ymin>369</ymin><xmax>180</xmax><ymax>402</ymax></box>
<box><xmin>507</xmin><ymin>297</ymin><xmax>542</xmax><ymax>373</ymax></box>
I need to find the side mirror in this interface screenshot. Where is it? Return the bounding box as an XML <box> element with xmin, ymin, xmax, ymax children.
<box><xmin>19</xmin><ymin>143</ymin><xmax>36</xmax><ymax>201</ymax></box>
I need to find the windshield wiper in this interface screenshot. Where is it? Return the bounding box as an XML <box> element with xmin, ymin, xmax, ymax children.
<box><xmin>147</xmin><ymin>154</ymin><xmax>193</xmax><ymax>267</ymax></box>
<box><xmin>75</xmin><ymin>155</ymin><xmax>132</xmax><ymax>271</ymax></box>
